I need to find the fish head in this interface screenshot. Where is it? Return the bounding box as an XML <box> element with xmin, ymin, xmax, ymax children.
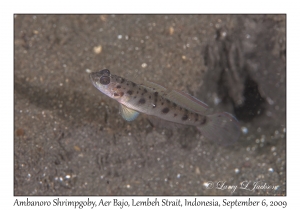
<box><xmin>89</xmin><ymin>69</ymin><xmax>115</xmax><ymax>97</ymax></box>
<box><xmin>89</xmin><ymin>69</ymin><xmax>125</xmax><ymax>100</ymax></box>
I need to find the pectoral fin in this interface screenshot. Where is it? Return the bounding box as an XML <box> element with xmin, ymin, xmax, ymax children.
<box><xmin>119</xmin><ymin>104</ymin><xmax>140</xmax><ymax>121</ymax></box>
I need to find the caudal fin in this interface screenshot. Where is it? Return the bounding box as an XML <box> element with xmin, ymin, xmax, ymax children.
<box><xmin>197</xmin><ymin>112</ymin><xmax>241</xmax><ymax>146</ymax></box>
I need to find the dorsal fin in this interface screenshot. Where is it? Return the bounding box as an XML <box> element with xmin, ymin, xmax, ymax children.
<box><xmin>139</xmin><ymin>80</ymin><xmax>167</xmax><ymax>92</ymax></box>
<box><xmin>164</xmin><ymin>89</ymin><xmax>208</xmax><ymax>114</ymax></box>
<box><xmin>126</xmin><ymin>75</ymin><xmax>208</xmax><ymax>114</ymax></box>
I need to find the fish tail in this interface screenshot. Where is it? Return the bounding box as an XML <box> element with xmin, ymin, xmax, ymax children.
<box><xmin>197</xmin><ymin>112</ymin><xmax>241</xmax><ymax>146</ymax></box>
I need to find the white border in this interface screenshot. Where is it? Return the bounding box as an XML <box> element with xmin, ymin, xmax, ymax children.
<box><xmin>3</xmin><ymin>0</ymin><xmax>296</xmax><ymax>209</ymax></box>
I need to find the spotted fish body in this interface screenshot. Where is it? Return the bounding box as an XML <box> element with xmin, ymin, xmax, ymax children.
<box><xmin>90</xmin><ymin>69</ymin><xmax>240</xmax><ymax>145</ymax></box>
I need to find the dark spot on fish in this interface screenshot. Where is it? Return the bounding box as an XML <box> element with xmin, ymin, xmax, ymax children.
<box><xmin>173</xmin><ymin>103</ymin><xmax>177</xmax><ymax>107</ymax></box>
<box><xmin>134</xmin><ymin>96</ymin><xmax>137</xmax><ymax>99</ymax></box>
<box><xmin>195</xmin><ymin>113</ymin><xmax>199</xmax><ymax>122</ymax></box>
<box><xmin>162</xmin><ymin>107</ymin><xmax>170</xmax><ymax>114</ymax></box>
<box><xmin>144</xmin><ymin>88</ymin><xmax>147</xmax><ymax>93</ymax></box>
<box><xmin>127</xmin><ymin>83</ymin><xmax>129</xmax><ymax>86</ymax></box>
<box><xmin>182</xmin><ymin>114</ymin><xmax>188</xmax><ymax>121</ymax></box>
<box><xmin>179</xmin><ymin>107</ymin><xmax>182</xmax><ymax>111</ymax></box>
<box><xmin>116</xmin><ymin>85</ymin><xmax>121</xmax><ymax>89</ymax></box>
<box><xmin>154</xmin><ymin>92</ymin><xmax>158</xmax><ymax>107</ymax></box>
<box><xmin>149</xmin><ymin>96</ymin><xmax>151</xmax><ymax>99</ymax></box>
<box><xmin>174</xmin><ymin>113</ymin><xmax>177</xmax><ymax>117</ymax></box>
<box><xmin>166</xmin><ymin>99</ymin><xmax>171</xmax><ymax>104</ymax></box>
<box><xmin>120</xmin><ymin>78</ymin><xmax>125</xmax><ymax>83</ymax></box>
<box><xmin>161</xmin><ymin>102</ymin><xmax>164</xmax><ymax>105</ymax></box>
<box><xmin>200</xmin><ymin>116</ymin><xmax>207</xmax><ymax>125</ymax></box>
<box><xmin>127</xmin><ymin>90</ymin><xmax>133</xmax><ymax>95</ymax></box>
<box><xmin>139</xmin><ymin>88</ymin><xmax>141</xmax><ymax>90</ymax></box>
<box><xmin>119</xmin><ymin>92</ymin><xmax>124</xmax><ymax>97</ymax></box>
<box><xmin>139</xmin><ymin>98</ymin><xmax>146</xmax><ymax>104</ymax></box>
<box><xmin>137</xmin><ymin>91</ymin><xmax>139</xmax><ymax>94</ymax></box>
<box><xmin>114</xmin><ymin>93</ymin><xmax>119</xmax><ymax>97</ymax></box>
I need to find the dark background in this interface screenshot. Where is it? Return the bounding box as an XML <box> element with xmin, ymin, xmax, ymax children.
<box><xmin>14</xmin><ymin>15</ymin><xmax>286</xmax><ymax>195</ymax></box>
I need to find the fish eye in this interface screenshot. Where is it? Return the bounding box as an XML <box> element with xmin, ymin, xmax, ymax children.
<box><xmin>100</xmin><ymin>76</ymin><xmax>110</xmax><ymax>85</ymax></box>
<box><xmin>100</xmin><ymin>69</ymin><xmax>110</xmax><ymax>76</ymax></box>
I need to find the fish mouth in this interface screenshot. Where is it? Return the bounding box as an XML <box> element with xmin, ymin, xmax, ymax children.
<box><xmin>89</xmin><ymin>72</ymin><xmax>99</xmax><ymax>86</ymax></box>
